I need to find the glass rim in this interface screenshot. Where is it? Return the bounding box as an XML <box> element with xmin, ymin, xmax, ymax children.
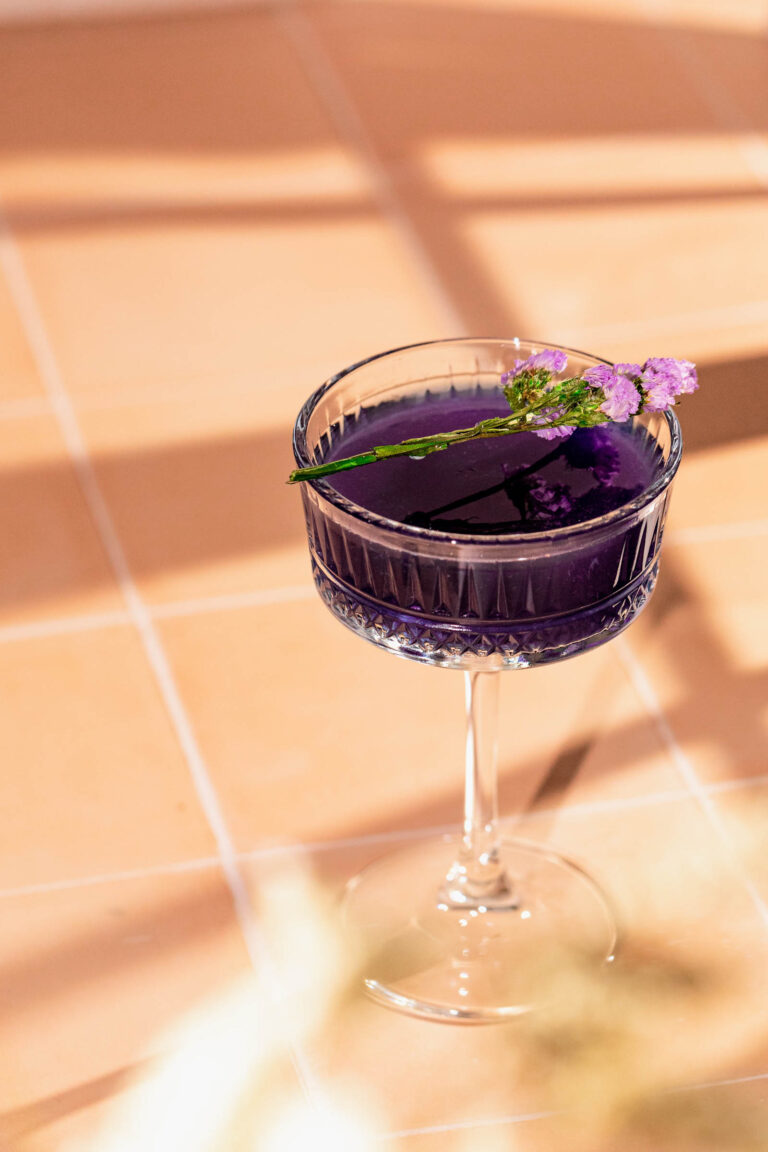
<box><xmin>292</xmin><ymin>337</ymin><xmax>684</xmax><ymax>545</ymax></box>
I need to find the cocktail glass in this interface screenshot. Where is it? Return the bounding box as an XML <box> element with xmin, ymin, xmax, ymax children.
<box><xmin>292</xmin><ymin>339</ymin><xmax>681</xmax><ymax>1022</ymax></box>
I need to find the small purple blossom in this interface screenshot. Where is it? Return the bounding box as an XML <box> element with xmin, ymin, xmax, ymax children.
<box><xmin>534</xmin><ymin>425</ymin><xmax>575</xmax><ymax>440</ymax></box>
<box><xmin>582</xmin><ymin>364</ymin><xmax>615</xmax><ymax>389</ymax></box>
<box><xmin>530</xmin><ymin>404</ymin><xmax>575</xmax><ymax>440</ymax></box>
<box><xmin>583</xmin><ymin>363</ymin><xmax>642</xmax><ymax>421</ymax></box>
<box><xmin>640</xmin><ymin>357</ymin><xmax>699</xmax><ymax>410</ymax></box>
<box><xmin>613</xmin><ymin>362</ymin><xmax>642</xmax><ymax>379</ymax></box>
<box><xmin>509</xmin><ymin>348</ymin><xmax>568</xmax><ymax>378</ymax></box>
<box><xmin>601</xmin><ymin>374</ymin><xmax>641</xmax><ymax>421</ymax></box>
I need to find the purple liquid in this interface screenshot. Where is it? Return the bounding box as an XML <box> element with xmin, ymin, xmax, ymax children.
<box><xmin>327</xmin><ymin>394</ymin><xmax>658</xmax><ymax>534</ymax></box>
<box><xmin>302</xmin><ymin>390</ymin><xmax>671</xmax><ymax>666</ymax></box>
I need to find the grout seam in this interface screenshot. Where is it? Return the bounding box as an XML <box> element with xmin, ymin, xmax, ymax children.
<box><xmin>0</xmin><ymin>586</ymin><xmax>318</xmax><ymax>645</ymax></box>
<box><xmin>274</xmin><ymin>1</ymin><xmax>467</xmax><ymax>339</ymax></box>
<box><xmin>376</xmin><ymin>1068</ymin><xmax>768</xmax><ymax>1141</ymax></box>
<box><xmin>377</xmin><ymin>1109</ymin><xmax>556</xmax><ymax>1141</ymax></box>
<box><xmin>562</xmin><ymin>297</ymin><xmax>768</xmax><ymax>344</ymax></box>
<box><xmin>1</xmin><ymin>293</ymin><xmax>768</xmax><ymax>425</ymax></box>
<box><xmin>0</xmin><ymin>856</ymin><xmax>222</xmax><ymax>899</ymax></box>
<box><xmin>667</xmin><ymin>519</ymin><xmax>768</xmax><ymax>545</ymax></box>
<box><xmin>0</xmin><ymin>212</ymin><xmax>320</xmax><ymax>1108</ymax></box>
<box><xmin>635</xmin><ymin>0</ymin><xmax>768</xmax><ymax>191</ymax></box>
<box><xmin>616</xmin><ymin>637</ymin><xmax>768</xmax><ymax>932</ymax></box>
<box><xmin>0</xmin><ymin>782</ymin><xmax>720</xmax><ymax>901</ymax></box>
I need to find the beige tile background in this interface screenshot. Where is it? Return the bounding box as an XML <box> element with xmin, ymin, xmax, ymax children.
<box><xmin>0</xmin><ymin>0</ymin><xmax>766</xmax><ymax>1148</ymax></box>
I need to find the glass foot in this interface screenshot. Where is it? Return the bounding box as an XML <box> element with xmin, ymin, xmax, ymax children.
<box><xmin>343</xmin><ymin>835</ymin><xmax>617</xmax><ymax>1023</ymax></box>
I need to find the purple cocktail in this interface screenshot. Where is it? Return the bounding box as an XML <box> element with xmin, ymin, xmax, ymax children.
<box><xmin>297</xmin><ymin>364</ymin><xmax>677</xmax><ymax>670</ymax></box>
<box><xmin>292</xmin><ymin>339</ymin><xmax>682</xmax><ymax>1021</ymax></box>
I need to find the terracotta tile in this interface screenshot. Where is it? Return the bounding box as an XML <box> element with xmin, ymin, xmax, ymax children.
<box><xmin>670</xmin><ymin>440</ymin><xmax>768</xmax><ymax>535</ymax></box>
<box><xmin>394</xmin><ymin>1077</ymin><xmax>768</xmax><ymax>1152</ymax></box>
<box><xmin>457</xmin><ymin>197</ymin><xmax>768</xmax><ymax>357</ymax></box>
<box><xmin>567</xmin><ymin>322</ymin><xmax>768</xmax><ymax>374</ymax></box>
<box><xmin>0</xmin><ymin>415</ymin><xmax>124</xmax><ymax>625</ymax></box>
<box><xmin>0</xmin><ymin>272</ymin><xmax>43</xmax><ymax>404</ymax></box>
<box><xmin>308</xmin><ymin>3</ymin><xmax>768</xmax><ymax>357</ymax></box>
<box><xmin>0</xmin><ymin>9</ymin><xmax>354</xmax><ymax>206</ymax></box>
<box><xmin>16</xmin><ymin>214</ymin><xmax>447</xmax><ymax>410</ymax></box>
<box><xmin>0</xmin><ymin>870</ymin><xmax>251</xmax><ymax>1129</ymax></box>
<box><xmin>656</xmin><ymin>14</ymin><xmax>768</xmax><ymax>128</ymax></box>
<box><xmin>712</xmin><ymin>783</ymin><xmax>768</xmax><ymax>904</ymax></box>
<box><xmin>243</xmin><ymin>797</ymin><xmax>768</xmax><ymax>1138</ymax></box>
<box><xmin>309</xmin><ymin>3</ymin><xmax>714</xmax><ymax>164</ymax></box>
<box><xmin>420</xmin><ymin>133</ymin><xmax>760</xmax><ymax>200</ymax></box>
<box><xmin>157</xmin><ymin>594</ymin><xmax>684</xmax><ymax>855</ymax></box>
<box><xmin>0</xmin><ymin>626</ymin><xmax>219</xmax><ymax>887</ymax></box>
<box><xmin>375</xmin><ymin>0</ymin><xmax>768</xmax><ymax>35</ymax></box>
<box><xmin>627</xmin><ymin>536</ymin><xmax>768</xmax><ymax>784</ymax></box>
<box><xmin>0</xmin><ymin>9</ymin><xmax>447</xmax><ymax>409</ymax></box>
<box><xmin>78</xmin><ymin>396</ymin><xmax>309</xmax><ymax>604</ymax></box>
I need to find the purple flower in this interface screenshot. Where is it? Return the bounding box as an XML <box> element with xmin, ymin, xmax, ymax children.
<box><xmin>640</xmin><ymin>357</ymin><xmax>699</xmax><ymax>410</ymax></box>
<box><xmin>584</xmin><ymin>364</ymin><xmax>641</xmax><ymax>421</ymax></box>
<box><xmin>529</xmin><ymin>404</ymin><xmax>575</xmax><ymax>440</ymax></box>
<box><xmin>534</xmin><ymin>425</ymin><xmax>575</xmax><ymax>440</ymax></box>
<box><xmin>677</xmin><ymin>359</ymin><xmax>698</xmax><ymax>393</ymax></box>
<box><xmin>582</xmin><ymin>364</ymin><xmax>615</xmax><ymax>389</ymax></box>
<box><xmin>600</xmin><ymin>374</ymin><xmax>641</xmax><ymax>421</ymax></box>
<box><xmin>613</xmin><ymin>362</ymin><xmax>642</xmax><ymax>379</ymax></box>
<box><xmin>510</xmin><ymin>348</ymin><xmax>568</xmax><ymax>378</ymax></box>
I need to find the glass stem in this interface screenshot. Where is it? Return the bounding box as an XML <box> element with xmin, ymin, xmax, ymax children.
<box><xmin>441</xmin><ymin>670</ymin><xmax>517</xmax><ymax>909</ymax></box>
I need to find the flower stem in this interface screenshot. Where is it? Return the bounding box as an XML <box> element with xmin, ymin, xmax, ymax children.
<box><xmin>288</xmin><ymin>406</ymin><xmax>588</xmax><ymax>485</ymax></box>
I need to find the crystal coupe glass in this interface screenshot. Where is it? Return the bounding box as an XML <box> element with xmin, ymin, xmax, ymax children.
<box><xmin>292</xmin><ymin>339</ymin><xmax>681</xmax><ymax>1022</ymax></box>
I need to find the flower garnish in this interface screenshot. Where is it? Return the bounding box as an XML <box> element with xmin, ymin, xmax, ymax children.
<box><xmin>288</xmin><ymin>351</ymin><xmax>697</xmax><ymax>484</ymax></box>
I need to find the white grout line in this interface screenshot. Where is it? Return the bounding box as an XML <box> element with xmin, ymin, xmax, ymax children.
<box><xmin>636</xmin><ymin>0</ymin><xmax>768</xmax><ymax>192</ymax></box>
<box><xmin>0</xmin><ymin>856</ymin><xmax>221</xmax><ymax>900</ymax></box>
<box><xmin>242</xmin><ymin>787</ymin><xmax>695</xmax><ymax>866</ymax></box>
<box><xmin>0</xmin><ymin>784</ymin><xmax>702</xmax><ymax>901</ymax></box>
<box><xmin>378</xmin><ymin>1068</ymin><xmax>768</xmax><ymax>1141</ymax></box>
<box><xmin>378</xmin><ymin>1110</ymin><xmax>557</xmax><ymax>1141</ymax></box>
<box><xmin>684</xmin><ymin>1069</ymin><xmax>768</xmax><ymax>1093</ymax></box>
<box><xmin>0</xmin><ymin>610</ymin><xmax>130</xmax><ymax>644</ymax></box>
<box><xmin>707</xmin><ymin>773</ymin><xmax>768</xmax><ymax>795</ymax></box>
<box><xmin>274</xmin><ymin>2</ymin><xmax>468</xmax><ymax>339</ymax></box>
<box><xmin>151</xmin><ymin>583</ymin><xmax>316</xmax><ymax>619</ymax></box>
<box><xmin>0</xmin><ymin>214</ymin><xmax>320</xmax><ymax>1106</ymax></box>
<box><xmin>563</xmin><ymin>298</ymin><xmax>768</xmax><ymax>345</ymax></box>
<box><xmin>616</xmin><ymin>637</ymin><xmax>768</xmax><ymax>932</ymax></box>
<box><xmin>0</xmin><ymin>587</ymin><xmax>318</xmax><ymax>647</ymax></box>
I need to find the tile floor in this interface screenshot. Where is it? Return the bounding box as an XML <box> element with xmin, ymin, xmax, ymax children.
<box><xmin>0</xmin><ymin>0</ymin><xmax>766</xmax><ymax>1148</ymax></box>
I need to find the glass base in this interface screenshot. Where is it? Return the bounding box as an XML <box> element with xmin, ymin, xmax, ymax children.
<box><xmin>343</xmin><ymin>835</ymin><xmax>617</xmax><ymax>1023</ymax></box>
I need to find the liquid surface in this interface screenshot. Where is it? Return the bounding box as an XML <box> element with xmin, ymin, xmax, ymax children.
<box><xmin>327</xmin><ymin>392</ymin><xmax>661</xmax><ymax>534</ymax></box>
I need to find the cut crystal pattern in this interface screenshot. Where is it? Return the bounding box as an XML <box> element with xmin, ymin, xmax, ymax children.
<box><xmin>311</xmin><ymin>557</ymin><xmax>658</xmax><ymax>669</ymax></box>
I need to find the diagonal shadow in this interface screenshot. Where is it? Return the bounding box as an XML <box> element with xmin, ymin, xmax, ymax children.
<box><xmin>0</xmin><ymin>3</ymin><xmax>765</xmax><ymax>154</ymax></box>
<box><xmin>0</xmin><ymin>3</ymin><xmax>766</xmax><ymax>345</ymax></box>
<box><xmin>0</xmin><ymin>1060</ymin><xmax>150</xmax><ymax>1144</ymax></box>
<box><xmin>1</xmin><ymin>349</ymin><xmax>766</xmax><ymax>619</ymax></box>
<box><xmin>5</xmin><ymin>182</ymin><xmax>768</xmax><ymax>236</ymax></box>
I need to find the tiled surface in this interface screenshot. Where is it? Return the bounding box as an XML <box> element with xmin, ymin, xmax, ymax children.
<box><xmin>0</xmin><ymin>871</ymin><xmax>253</xmax><ymax>1140</ymax></box>
<box><xmin>0</xmin><ymin>415</ymin><xmax>123</xmax><ymax>624</ymax></box>
<box><xmin>157</xmin><ymin>597</ymin><xmax>684</xmax><ymax>851</ymax></box>
<box><xmin>0</xmin><ymin>626</ymin><xmax>218</xmax><ymax>887</ymax></box>
<box><xmin>0</xmin><ymin>0</ymin><xmax>766</xmax><ymax>1149</ymax></box>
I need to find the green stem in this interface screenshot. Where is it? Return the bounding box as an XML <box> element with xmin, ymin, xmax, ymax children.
<box><xmin>288</xmin><ymin>378</ymin><xmax>609</xmax><ymax>484</ymax></box>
